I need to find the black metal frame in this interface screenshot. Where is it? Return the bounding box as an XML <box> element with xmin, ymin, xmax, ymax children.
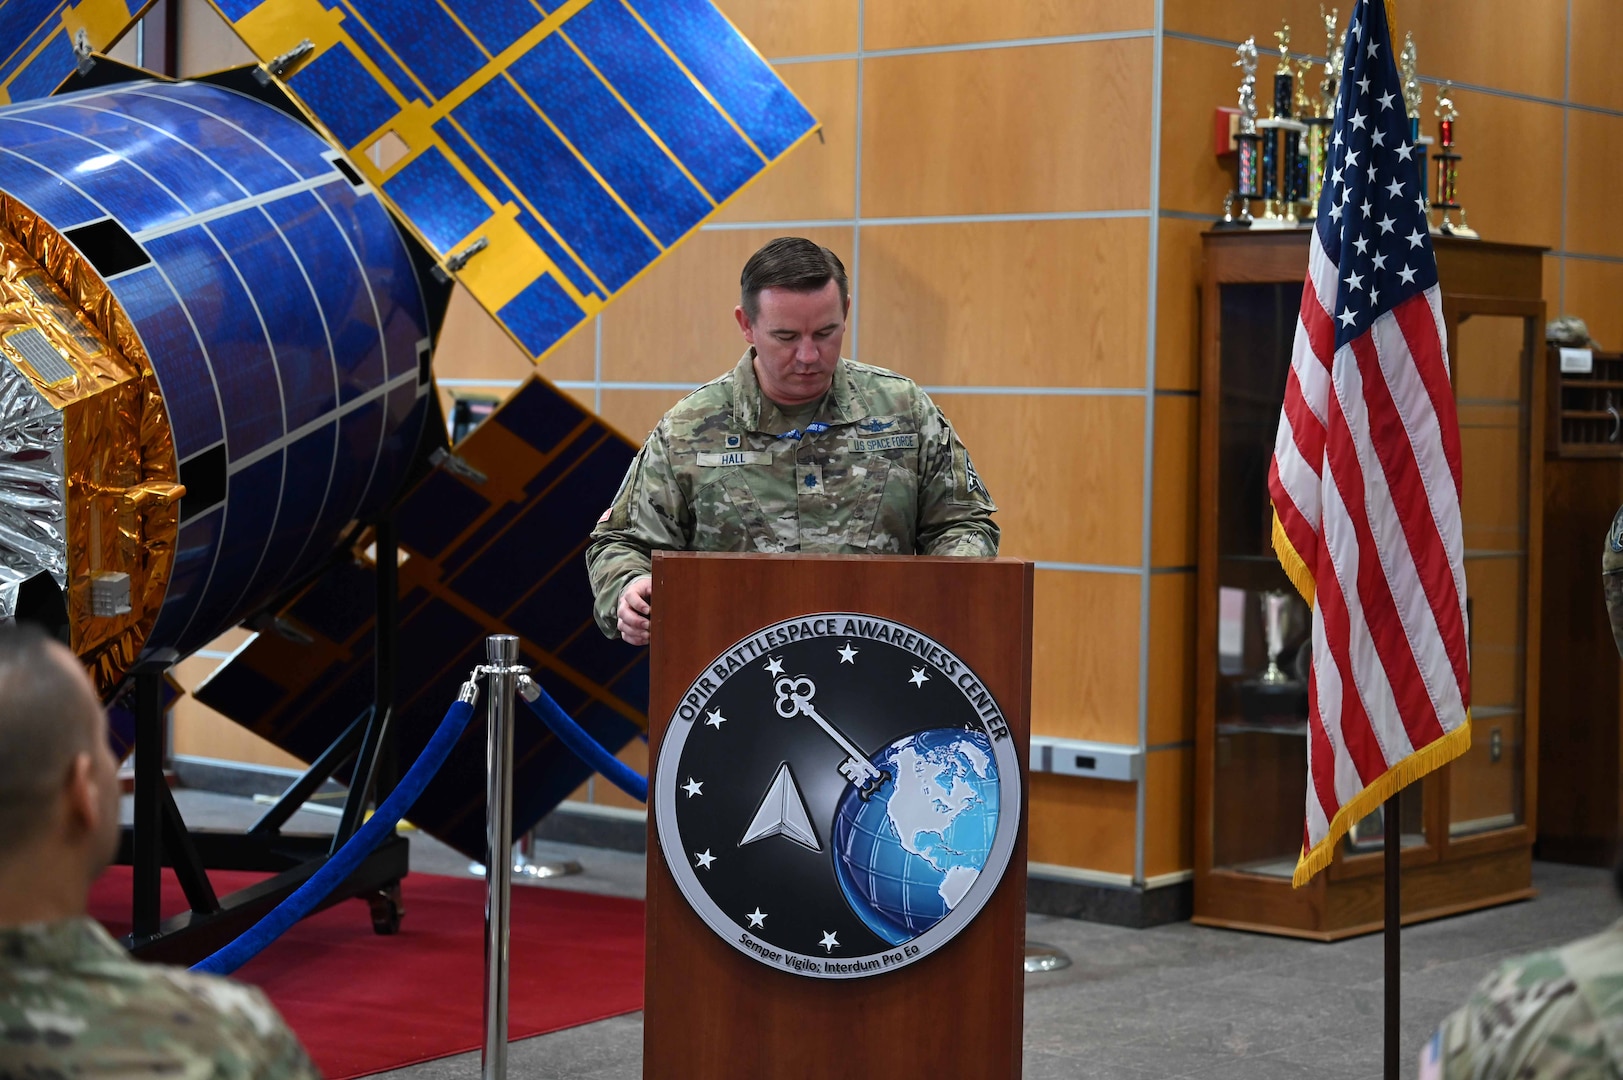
<box><xmin>117</xmin><ymin>519</ymin><xmax>406</xmax><ymax>964</ymax></box>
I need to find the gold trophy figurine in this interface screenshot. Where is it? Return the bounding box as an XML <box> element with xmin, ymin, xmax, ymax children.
<box><xmin>1399</xmin><ymin>33</ymin><xmax>1433</xmax><ymax>221</ymax></box>
<box><xmin>1320</xmin><ymin>5</ymin><xmax>1342</xmax><ymax>115</ymax></box>
<box><xmin>1432</xmin><ymin>82</ymin><xmax>1478</xmax><ymax>238</ymax></box>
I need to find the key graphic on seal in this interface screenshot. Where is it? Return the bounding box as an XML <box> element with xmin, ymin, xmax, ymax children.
<box><xmin>774</xmin><ymin>675</ymin><xmax>890</xmax><ymax>798</ymax></box>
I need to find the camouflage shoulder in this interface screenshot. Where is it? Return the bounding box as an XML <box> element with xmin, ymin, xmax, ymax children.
<box><xmin>842</xmin><ymin>359</ymin><xmax>924</xmax><ymax>413</ymax></box>
<box><xmin>153</xmin><ymin>967</ymin><xmax>318</xmax><ymax>1074</ymax></box>
<box><xmin>662</xmin><ymin>371</ymin><xmax>739</xmax><ymax>439</ymax></box>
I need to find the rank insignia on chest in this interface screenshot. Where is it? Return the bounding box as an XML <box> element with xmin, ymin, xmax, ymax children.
<box><xmin>725</xmin><ymin>434</ymin><xmax>743</xmax><ymax>449</ymax></box>
<box><xmin>798</xmin><ymin>464</ymin><xmax>823</xmax><ymax>495</ymax></box>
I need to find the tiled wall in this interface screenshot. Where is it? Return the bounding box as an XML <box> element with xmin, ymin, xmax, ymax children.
<box><xmin>156</xmin><ymin>0</ymin><xmax>1621</xmax><ymax>888</ymax></box>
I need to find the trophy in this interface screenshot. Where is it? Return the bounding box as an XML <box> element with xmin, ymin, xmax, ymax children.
<box><xmin>1431</xmin><ymin>82</ymin><xmax>1479</xmax><ymax>238</ymax></box>
<box><xmin>1250</xmin><ymin>21</ymin><xmax>1310</xmax><ymax>227</ymax></box>
<box><xmin>1223</xmin><ymin>37</ymin><xmax>1262</xmax><ymax>227</ymax></box>
<box><xmin>1300</xmin><ymin>6</ymin><xmax>1342</xmax><ymax>218</ymax></box>
<box><xmin>1237</xmin><ymin>589</ymin><xmax>1309</xmax><ymax>725</ymax></box>
<box><xmin>1399</xmin><ymin>33</ymin><xmax>1433</xmax><ymax>219</ymax></box>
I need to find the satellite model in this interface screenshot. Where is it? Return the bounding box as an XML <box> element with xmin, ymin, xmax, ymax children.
<box><xmin>0</xmin><ymin>0</ymin><xmax>816</xmax><ymax>945</ymax></box>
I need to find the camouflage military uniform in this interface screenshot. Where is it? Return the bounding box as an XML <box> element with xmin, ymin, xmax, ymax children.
<box><xmin>586</xmin><ymin>350</ymin><xmax>999</xmax><ymax>637</ymax></box>
<box><xmin>0</xmin><ymin>917</ymin><xmax>318</xmax><ymax>1079</ymax></box>
<box><xmin>1420</xmin><ymin>920</ymin><xmax>1623</xmax><ymax>1079</ymax></box>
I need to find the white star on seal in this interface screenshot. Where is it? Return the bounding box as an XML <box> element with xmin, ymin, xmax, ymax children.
<box><xmin>909</xmin><ymin>667</ymin><xmax>930</xmax><ymax>687</ymax></box>
<box><xmin>682</xmin><ymin>777</ymin><xmax>703</xmax><ymax>797</ymax></box>
<box><xmin>695</xmin><ymin>849</ymin><xmax>716</xmax><ymax>869</ymax></box>
<box><xmin>764</xmin><ymin>656</ymin><xmax>784</xmax><ymax>676</ymax></box>
<box><xmin>819</xmin><ymin>931</ymin><xmax>839</xmax><ymax>953</ymax></box>
<box><xmin>705</xmin><ymin>709</ymin><xmax>728</xmax><ymax>729</ymax></box>
<box><xmin>837</xmin><ymin>643</ymin><xmax>858</xmax><ymax>664</ymax></box>
<box><xmin>746</xmin><ymin>908</ymin><xmax>767</xmax><ymax>928</ymax></box>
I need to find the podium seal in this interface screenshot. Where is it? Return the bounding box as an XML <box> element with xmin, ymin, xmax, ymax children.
<box><xmin>654</xmin><ymin>613</ymin><xmax>1022</xmax><ymax>979</ymax></box>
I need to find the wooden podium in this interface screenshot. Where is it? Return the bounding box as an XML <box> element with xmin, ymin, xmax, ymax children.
<box><xmin>644</xmin><ymin>552</ymin><xmax>1032</xmax><ymax>1079</ymax></box>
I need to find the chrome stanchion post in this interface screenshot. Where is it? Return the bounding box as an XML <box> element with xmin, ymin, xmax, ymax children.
<box><xmin>483</xmin><ymin>635</ymin><xmax>519</xmax><ymax>1080</ymax></box>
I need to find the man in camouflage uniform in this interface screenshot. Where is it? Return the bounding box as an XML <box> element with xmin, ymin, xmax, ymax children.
<box><xmin>1418</xmin><ymin>507</ymin><xmax>1623</xmax><ymax>1079</ymax></box>
<box><xmin>0</xmin><ymin>624</ymin><xmax>317</xmax><ymax>1079</ymax></box>
<box><xmin>587</xmin><ymin>237</ymin><xmax>998</xmax><ymax>645</ymax></box>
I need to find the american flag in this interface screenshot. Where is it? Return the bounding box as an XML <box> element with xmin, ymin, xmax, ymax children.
<box><xmin>1268</xmin><ymin>0</ymin><xmax>1471</xmax><ymax>886</ymax></box>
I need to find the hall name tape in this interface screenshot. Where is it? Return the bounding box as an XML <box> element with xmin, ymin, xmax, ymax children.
<box><xmin>851</xmin><ymin>433</ymin><xmax>919</xmax><ymax>452</ymax></box>
<box><xmin>697</xmin><ymin>450</ymin><xmax>772</xmax><ymax>466</ymax></box>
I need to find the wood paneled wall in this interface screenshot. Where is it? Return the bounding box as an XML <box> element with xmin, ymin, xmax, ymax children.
<box><xmin>154</xmin><ymin>1</ymin><xmax>1612</xmax><ymax>890</ymax></box>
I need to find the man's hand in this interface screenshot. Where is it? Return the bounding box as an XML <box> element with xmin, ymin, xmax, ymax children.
<box><xmin>616</xmin><ymin>575</ymin><xmax>653</xmax><ymax>646</ymax></box>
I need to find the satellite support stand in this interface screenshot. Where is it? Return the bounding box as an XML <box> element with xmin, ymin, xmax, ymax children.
<box><xmin>117</xmin><ymin>510</ymin><xmax>410</xmax><ymax>960</ymax></box>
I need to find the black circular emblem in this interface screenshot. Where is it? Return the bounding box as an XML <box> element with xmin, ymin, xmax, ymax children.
<box><xmin>654</xmin><ymin>613</ymin><xmax>1021</xmax><ymax>979</ymax></box>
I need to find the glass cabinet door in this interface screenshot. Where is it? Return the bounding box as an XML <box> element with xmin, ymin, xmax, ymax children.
<box><xmin>1449</xmin><ymin>313</ymin><xmax>1535</xmax><ymax>838</ymax></box>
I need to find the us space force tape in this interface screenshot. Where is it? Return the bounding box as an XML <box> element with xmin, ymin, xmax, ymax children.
<box><xmin>190</xmin><ymin>692</ymin><xmax>478</xmax><ymax>977</ymax></box>
<box><xmin>519</xmin><ymin>678</ymin><xmax>648</xmax><ymax>804</ymax></box>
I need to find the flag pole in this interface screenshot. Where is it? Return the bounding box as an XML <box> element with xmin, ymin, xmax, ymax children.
<box><xmin>1384</xmin><ymin>789</ymin><xmax>1401</xmax><ymax>1080</ymax></box>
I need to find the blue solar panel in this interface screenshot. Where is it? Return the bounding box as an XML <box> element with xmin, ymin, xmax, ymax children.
<box><xmin>311</xmin><ymin>395</ymin><xmax>385</xmax><ymax>543</ymax></box>
<box><xmin>206</xmin><ymin>207</ymin><xmax>338</xmax><ymax>431</ymax></box>
<box><xmin>505</xmin><ymin>560</ymin><xmax>595</xmax><ymax>650</ymax></box>
<box><xmin>144</xmin><ymin>84</ymin><xmax>335</xmax><ymax>183</ymax></box>
<box><xmin>145</xmin><ymin>227</ymin><xmax>284</xmax><ymax>456</ymax></box>
<box><xmin>312</xmin><ymin>180</ymin><xmax>426</xmax><ymax>382</ymax></box>
<box><xmin>629</xmin><ymin>0</ymin><xmax>816</xmax><ymax>158</ymax></box>
<box><xmin>113</xmin><ymin>267</ymin><xmax>224</xmax><ymax>460</ymax></box>
<box><xmin>396</xmin><ymin>467</ymin><xmax>491</xmax><ymax>559</ymax></box>
<box><xmin>560</xmin><ymin>1</ymin><xmax>761</xmax><ymax>201</ymax></box>
<box><xmin>289</xmin><ymin>44</ymin><xmax>398</xmax><ymax>149</ymax></box>
<box><xmin>249</xmin><ymin>424</ymin><xmax>336</xmax><ymax>596</ymax></box>
<box><xmin>0</xmin><ymin>120</ymin><xmax>189</xmax><ymax>236</ymax></box>
<box><xmin>176</xmin><ymin>451</ymin><xmax>285</xmax><ymax>656</ymax></box>
<box><xmin>453</xmin><ymin>75</ymin><xmax>657</xmax><ymax>290</ymax></box>
<box><xmin>510</xmin><ymin>34</ymin><xmax>710</xmax><ymax>246</ymax></box>
<box><xmin>32</xmin><ymin>102</ymin><xmax>241</xmax><ymax>216</ymax></box>
<box><xmin>146</xmin><ymin>508</ymin><xmax>223</xmax><ymax>650</ymax></box>
<box><xmin>259</xmin><ymin>187</ymin><xmax>378</xmax><ymax>402</ymax></box>
<box><xmin>0</xmin><ymin>0</ymin><xmax>62</xmax><ymax>85</ymax></box>
<box><xmin>498</xmin><ymin>272</ymin><xmax>583</xmax><ymax>356</ymax></box>
<box><xmin>492</xmin><ymin>376</ymin><xmax>586</xmax><ymax>454</ymax></box>
<box><xmin>6</xmin><ymin>29</ymin><xmax>70</xmax><ymax>104</ymax></box>
<box><xmin>431</xmin><ymin>118</ymin><xmax>599</xmax><ymax>298</ymax></box>
<box><xmin>342</xmin><ymin>0</ymin><xmax>486</xmax><ymax>101</ymax></box>
<box><xmin>443</xmin><ymin>0</ymin><xmax>544</xmax><ymax>55</ymax></box>
<box><xmin>382</xmin><ymin>145</ymin><xmax>491</xmax><ymax>256</ymax></box>
<box><xmin>0</xmin><ymin>148</ymin><xmax>98</xmax><ymax>226</ymax></box>
<box><xmin>98</xmin><ymin>87</ymin><xmax>307</xmax><ymax>196</ymax></box>
<box><xmin>363</xmin><ymin>384</ymin><xmax>428</xmax><ymax>514</ymax></box>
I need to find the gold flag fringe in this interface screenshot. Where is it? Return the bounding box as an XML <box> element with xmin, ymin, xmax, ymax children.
<box><xmin>1292</xmin><ymin>719</ymin><xmax>1470</xmax><ymax>887</ymax></box>
<box><xmin>1271</xmin><ymin>509</ymin><xmax>1317</xmax><ymax>608</ymax></box>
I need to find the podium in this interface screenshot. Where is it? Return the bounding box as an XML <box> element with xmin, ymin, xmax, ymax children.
<box><xmin>644</xmin><ymin>552</ymin><xmax>1032</xmax><ymax>1079</ymax></box>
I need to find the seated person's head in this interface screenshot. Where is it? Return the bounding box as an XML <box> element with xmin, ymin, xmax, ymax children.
<box><xmin>0</xmin><ymin>625</ymin><xmax>120</xmax><ymax>919</ymax></box>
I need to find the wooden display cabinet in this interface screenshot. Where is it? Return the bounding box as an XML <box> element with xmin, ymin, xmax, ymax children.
<box><xmin>1194</xmin><ymin>230</ymin><xmax>1545</xmax><ymax>939</ymax></box>
<box><xmin>1537</xmin><ymin>345</ymin><xmax>1623</xmax><ymax>866</ymax></box>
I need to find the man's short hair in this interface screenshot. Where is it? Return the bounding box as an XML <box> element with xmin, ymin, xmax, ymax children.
<box><xmin>0</xmin><ymin>624</ymin><xmax>98</xmax><ymax>851</ymax></box>
<box><xmin>740</xmin><ymin>237</ymin><xmax>848</xmax><ymax>321</ymax></box>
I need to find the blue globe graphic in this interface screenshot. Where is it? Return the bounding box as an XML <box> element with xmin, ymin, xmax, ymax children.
<box><xmin>832</xmin><ymin>727</ymin><xmax>1000</xmax><ymax>946</ymax></box>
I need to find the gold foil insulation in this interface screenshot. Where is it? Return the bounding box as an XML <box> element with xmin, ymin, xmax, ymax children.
<box><xmin>0</xmin><ymin>195</ymin><xmax>181</xmax><ymax>698</ymax></box>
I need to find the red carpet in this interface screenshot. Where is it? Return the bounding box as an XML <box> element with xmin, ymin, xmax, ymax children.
<box><xmin>90</xmin><ymin>866</ymin><xmax>645</xmax><ymax>1079</ymax></box>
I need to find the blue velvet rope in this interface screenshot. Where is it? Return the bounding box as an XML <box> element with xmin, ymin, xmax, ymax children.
<box><xmin>521</xmin><ymin>688</ymin><xmax>648</xmax><ymax>804</ymax></box>
<box><xmin>190</xmin><ymin>698</ymin><xmax>476</xmax><ymax>976</ymax></box>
